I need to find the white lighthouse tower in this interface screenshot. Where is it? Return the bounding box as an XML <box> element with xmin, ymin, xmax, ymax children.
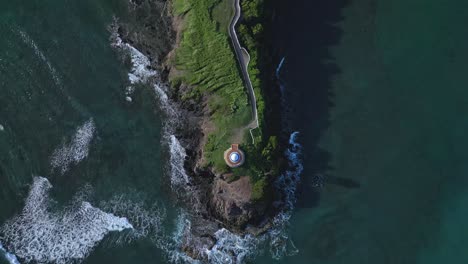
<box><xmin>224</xmin><ymin>144</ymin><xmax>245</xmax><ymax>168</ymax></box>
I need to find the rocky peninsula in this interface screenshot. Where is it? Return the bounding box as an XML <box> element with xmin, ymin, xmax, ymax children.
<box><xmin>114</xmin><ymin>0</ymin><xmax>285</xmax><ymax>259</ymax></box>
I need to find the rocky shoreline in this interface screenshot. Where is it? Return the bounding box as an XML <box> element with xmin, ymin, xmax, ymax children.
<box><xmin>114</xmin><ymin>0</ymin><xmax>286</xmax><ymax>260</ymax></box>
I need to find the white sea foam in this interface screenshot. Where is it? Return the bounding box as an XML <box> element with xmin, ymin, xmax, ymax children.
<box><xmin>169</xmin><ymin>135</ymin><xmax>190</xmax><ymax>188</ymax></box>
<box><xmin>277</xmin><ymin>132</ymin><xmax>303</xmax><ymax>210</ymax></box>
<box><xmin>205</xmin><ymin>229</ymin><xmax>259</xmax><ymax>264</ymax></box>
<box><xmin>111</xmin><ymin>35</ymin><xmax>157</xmax><ymax>84</ymax></box>
<box><xmin>0</xmin><ymin>242</ymin><xmax>20</xmax><ymax>264</ymax></box>
<box><xmin>153</xmin><ymin>83</ymin><xmax>191</xmax><ymax>194</ymax></box>
<box><xmin>51</xmin><ymin>119</ymin><xmax>95</xmax><ymax>174</ymax></box>
<box><xmin>157</xmin><ymin>93</ymin><xmax>303</xmax><ymax>264</ymax></box>
<box><xmin>154</xmin><ymin>83</ymin><xmax>169</xmax><ymax>102</ymax></box>
<box><xmin>111</xmin><ymin>31</ymin><xmax>157</xmax><ymax>100</ymax></box>
<box><xmin>267</xmin><ymin>131</ymin><xmax>303</xmax><ymax>259</ymax></box>
<box><xmin>164</xmin><ymin>213</ymin><xmax>259</xmax><ymax>264</ymax></box>
<box><xmin>148</xmin><ymin>54</ymin><xmax>301</xmax><ymax>264</ymax></box>
<box><xmin>105</xmin><ymin>21</ymin><xmax>303</xmax><ymax>264</ymax></box>
<box><xmin>100</xmin><ymin>198</ymin><xmax>201</xmax><ymax>264</ymax></box>
<box><xmin>100</xmin><ymin>195</ymin><xmax>165</xmax><ymax>244</ymax></box>
<box><xmin>198</xmin><ymin>132</ymin><xmax>304</xmax><ymax>262</ymax></box>
<box><xmin>0</xmin><ymin>177</ymin><xmax>132</xmax><ymax>264</ymax></box>
<box><xmin>154</xmin><ymin>83</ymin><xmax>182</xmax><ymax>128</ymax></box>
<box><xmin>163</xmin><ymin>213</ymin><xmax>260</xmax><ymax>264</ymax></box>
<box><xmin>164</xmin><ymin>212</ymin><xmax>201</xmax><ymax>264</ymax></box>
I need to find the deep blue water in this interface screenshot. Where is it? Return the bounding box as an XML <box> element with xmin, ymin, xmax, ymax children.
<box><xmin>270</xmin><ymin>0</ymin><xmax>468</xmax><ymax>263</ymax></box>
<box><xmin>2</xmin><ymin>0</ymin><xmax>468</xmax><ymax>263</ymax></box>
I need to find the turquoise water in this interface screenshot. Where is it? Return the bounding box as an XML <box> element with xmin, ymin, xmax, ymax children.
<box><xmin>0</xmin><ymin>0</ymin><xmax>175</xmax><ymax>263</ymax></box>
<box><xmin>2</xmin><ymin>0</ymin><xmax>468</xmax><ymax>263</ymax></box>
<box><xmin>270</xmin><ymin>0</ymin><xmax>468</xmax><ymax>263</ymax></box>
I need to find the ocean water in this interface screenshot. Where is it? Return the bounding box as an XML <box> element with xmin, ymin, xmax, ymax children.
<box><xmin>269</xmin><ymin>0</ymin><xmax>468</xmax><ymax>263</ymax></box>
<box><xmin>2</xmin><ymin>0</ymin><xmax>467</xmax><ymax>263</ymax></box>
<box><xmin>0</xmin><ymin>0</ymin><xmax>298</xmax><ymax>263</ymax></box>
<box><xmin>0</xmin><ymin>0</ymin><xmax>176</xmax><ymax>263</ymax></box>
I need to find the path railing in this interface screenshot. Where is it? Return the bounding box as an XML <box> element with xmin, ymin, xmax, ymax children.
<box><xmin>229</xmin><ymin>0</ymin><xmax>259</xmax><ymax>144</ymax></box>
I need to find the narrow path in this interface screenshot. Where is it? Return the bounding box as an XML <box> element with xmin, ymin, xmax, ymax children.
<box><xmin>229</xmin><ymin>0</ymin><xmax>259</xmax><ymax>144</ymax></box>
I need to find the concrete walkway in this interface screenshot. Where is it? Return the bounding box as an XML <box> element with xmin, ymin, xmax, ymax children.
<box><xmin>229</xmin><ymin>0</ymin><xmax>259</xmax><ymax>144</ymax></box>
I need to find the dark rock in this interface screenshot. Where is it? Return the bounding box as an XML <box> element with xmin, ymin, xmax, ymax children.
<box><xmin>210</xmin><ymin>176</ymin><xmax>255</xmax><ymax>229</ymax></box>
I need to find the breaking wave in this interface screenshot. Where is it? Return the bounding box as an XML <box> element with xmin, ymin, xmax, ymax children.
<box><xmin>99</xmin><ymin>194</ymin><xmax>166</xmax><ymax>244</ymax></box>
<box><xmin>110</xmin><ymin>27</ymin><xmax>157</xmax><ymax>103</ymax></box>
<box><xmin>110</xmin><ymin>21</ymin><xmax>188</xmax><ymax>195</ymax></box>
<box><xmin>109</xmin><ymin>25</ymin><xmax>190</xmax><ymax>194</ymax></box>
<box><xmin>105</xmin><ymin>21</ymin><xmax>305</xmax><ymax>264</ymax></box>
<box><xmin>51</xmin><ymin>119</ymin><xmax>95</xmax><ymax>174</ymax></box>
<box><xmin>112</xmin><ymin>35</ymin><xmax>157</xmax><ymax>84</ymax></box>
<box><xmin>111</xmin><ymin>35</ymin><xmax>156</xmax><ymax>85</ymax></box>
<box><xmin>206</xmin><ymin>229</ymin><xmax>260</xmax><ymax>264</ymax></box>
<box><xmin>0</xmin><ymin>177</ymin><xmax>132</xmax><ymax>264</ymax></box>
<box><xmin>194</xmin><ymin>132</ymin><xmax>303</xmax><ymax>263</ymax></box>
<box><xmin>154</xmin><ymin>83</ymin><xmax>181</xmax><ymax>123</ymax></box>
<box><xmin>0</xmin><ymin>242</ymin><xmax>20</xmax><ymax>264</ymax></box>
<box><xmin>164</xmin><ymin>211</ymin><xmax>201</xmax><ymax>264</ymax></box>
<box><xmin>169</xmin><ymin>135</ymin><xmax>191</xmax><ymax>189</ymax></box>
<box><xmin>266</xmin><ymin>133</ymin><xmax>303</xmax><ymax>259</ymax></box>
<box><xmin>164</xmin><ymin>213</ymin><xmax>260</xmax><ymax>264</ymax></box>
<box><xmin>276</xmin><ymin>131</ymin><xmax>303</xmax><ymax>210</ymax></box>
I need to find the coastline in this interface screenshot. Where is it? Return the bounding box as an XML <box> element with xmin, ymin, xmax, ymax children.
<box><xmin>112</xmin><ymin>0</ymin><xmax>292</xmax><ymax>261</ymax></box>
<box><xmin>166</xmin><ymin>0</ymin><xmax>284</xmax><ymax>227</ymax></box>
<box><xmin>0</xmin><ymin>0</ymin><xmax>301</xmax><ymax>262</ymax></box>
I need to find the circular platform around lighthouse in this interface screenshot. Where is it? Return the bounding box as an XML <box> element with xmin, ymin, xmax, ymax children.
<box><xmin>224</xmin><ymin>144</ymin><xmax>245</xmax><ymax>168</ymax></box>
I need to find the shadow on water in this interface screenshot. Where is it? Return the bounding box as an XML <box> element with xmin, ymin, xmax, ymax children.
<box><xmin>272</xmin><ymin>0</ymin><xmax>352</xmax><ymax>209</ymax></box>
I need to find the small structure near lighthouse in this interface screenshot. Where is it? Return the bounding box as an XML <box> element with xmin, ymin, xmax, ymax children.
<box><xmin>224</xmin><ymin>144</ymin><xmax>245</xmax><ymax>168</ymax></box>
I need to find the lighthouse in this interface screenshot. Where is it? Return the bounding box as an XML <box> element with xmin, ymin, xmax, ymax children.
<box><xmin>224</xmin><ymin>144</ymin><xmax>245</xmax><ymax>168</ymax></box>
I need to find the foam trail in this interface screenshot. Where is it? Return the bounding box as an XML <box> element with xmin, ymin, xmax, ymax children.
<box><xmin>50</xmin><ymin>119</ymin><xmax>95</xmax><ymax>174</ymax></box>
<box><xmin>0</xmin><ymin>242</ymin><xmax>20</xmax><ymax>264</ymax></box>
<box><xmin>153</xmin><ymin>83</ymin><xmax>190</xmax><ymax>193</ymax></box>
<box><xmin>267</xmin><ymin>131</ymin><xmax>303</xmax><ymax>259</ymax></box>
<box><xmin>0</xmin><ymin>177</ymin><xmax>132</xmax><ymax>264</ymax></box>
<box><xmin>277</xmin><ymin>132</ymin><xmax>303</xmax><ymax>210</ymax></box>
<box><xmin>154</xmin><ymin>83</ymin><xmax>177</xmax><ymax>117</ymax></box>
<box><xmin>16</xmin><ymin>29</ymin><xmax>89</xmax><ymax>116</ymax></box>
<box><xmin>169</xmin><ymin>135</ymin><xmax>190</xmax><ymax>189</ymax></box>
<box><xmin>276</xmin><ymin>57</ymin><xmax>287</xmax><ymax>97</ymax></box>
<box><xmin>17</xmin><ymin>30</ymin><xmax>62</xmax><ymax>87</ymax></box>
<box><xmin>109</xmin><ymin>21</ymin><xmax>188</xmax><ymax>189</ymax></box>
<box><xmin>110</xmin><ymin>29</ymin><xmax>157</xmax><ymax>101</ymax></box>
<box><xmin>109</xmin><ymin>24</ymin><xmax>180</xmax><ymax>123</ymax></box>
<box><xmin>110</xmin><ymin>34</ymin><xmax>156</xmax><ymax>84</ymax></box>
<box><xmin>275</xmin><ymin>57</ymin><xmax>286</xmax><ymax>79</ymax></box>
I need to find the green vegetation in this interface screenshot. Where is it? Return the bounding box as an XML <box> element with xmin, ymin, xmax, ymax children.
<box><xmin>238</xmin><ymin>0</ymin><xmax>266</xmax><ymax>135</ymax></box>
<box><xmin>171</xmin><ymin>0</ymin><xmax>251</xmax><ymax>172</ymax></box>
<box><xmin>170</xmin><ymin>0</ymin><xmax>279</xmax><ymax>202</ymax></box>
<box><xmin>233</xmin><ymin>135</ymin><xmax>280</xmax><ymax>201</ymax></box>
<box><xmin>237</xmin><ymin>0</ymin><xmax>280</xmax><ymax>201</ymax></box>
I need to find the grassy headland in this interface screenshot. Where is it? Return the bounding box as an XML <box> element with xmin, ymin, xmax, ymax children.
<box><xmin>170</xmin><ymin>0</ymin><xmax>280</xmax><ymax>201</ymax></box>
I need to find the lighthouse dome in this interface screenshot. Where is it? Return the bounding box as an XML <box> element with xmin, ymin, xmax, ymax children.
<box><xmin>229</xmin><ymin>152</ymin><xmax>240</xmax><ymax>163</ymax></box>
